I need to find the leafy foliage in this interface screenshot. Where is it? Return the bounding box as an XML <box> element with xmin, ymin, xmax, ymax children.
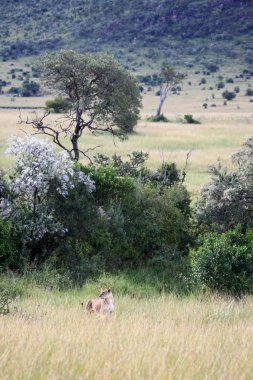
<box><xmin>183</xmin><ymin>114</ymin><xmax>200</xmax><ymax>124</ymax></box>
<box><xmin>146</xmin><ymin>114</ymin><xmax>169</xmax><ymax>122</ymax></box>
<box><xmin>23</xmin><ymin>50</ymin><xmax>141</xmax><ymax>161</ymax></box>
<box><xmin>1</xmin><ymin>136</ymin><xmax>94</xmax><ymax>262</ymax></box>
<box><xmin>222</xmin><ymin>90</ymin><xmax>236</xmax><ymax>101</ymax></box>
<box><xmin>45</xmin><ymin>96</ymin><xmax>70</xmax><ymax>113</ymax></box>
<box><xmin>196</xmin><ymin>137</ymin><xmax>253</xmax><ymax>231</ymax></box>
<box><xmin>190</xmin><ymin>229</ymin><xmax>253</xmax><ymax>296</ymax></box>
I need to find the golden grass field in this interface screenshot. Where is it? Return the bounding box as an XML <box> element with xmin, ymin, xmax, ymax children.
<box><xmin>1</xmin><ymin>289</ymin><xmax>253</xmax><ymax>380</ymax></box>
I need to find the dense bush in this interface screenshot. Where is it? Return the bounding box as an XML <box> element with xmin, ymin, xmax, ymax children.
<box><xmin>146</xmin><ymin>114</ymin><xmax>169</xmax><ymax>122</ymax></box>
<box><xmin>216</xmin><ymin>82</ymin><xmax>225</xmax><ymax>90</ymax></box>
<box><xmin>45</xmin><ymin>96</ymin><xmax>71</xmax><ymax>113</ymax></box>
<box><xmin>0</xmin><ymin>220</ymin><xmax>21</xmax><ymax>272</ymax></box>
<box><xmin>19</xmin><ymin>80</ymin><xmax>40</xmax><ymax>96</ymax></box>
<box><xmin>196</xmin><ymin>138</ymin><xmax>253</xmax><ymax>231</ymax></box>
<box><xmin>246</xmin><ymin>88</ymin><xmax>253</xmax><ymax>96</ymax></box>
<box><xmin>222</xmin><ymin>90</ymin><xmax>236</xmax><ymax>101</ymax></box>
<box><xmin>56</xmin><ymin>162</ymin><xmax>192</xmax><ymax>279</ymax></box>
<box><xmin>183</xmin><ymin>114</ymin><xmax>200</xmax><ymax>124</ymax></box>
<box><xmin>1</xmin><ymin>136</ymin><xmax>94</xmax><ymax>265</ymax></box>
<box><xmin>190</xmin><ymin>229</ymin><xmax>253</xmax><ymax>296</ymax></box>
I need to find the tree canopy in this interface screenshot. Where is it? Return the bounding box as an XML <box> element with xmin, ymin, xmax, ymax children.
<box><xmin>23</xmin><ymin>50</ymin><xmax>141</xmax><ymax>161</ymax></box>
<box><xmin>156</xmin><ymin>64</ymin><xmax>184</xmax><ymax>117</ymax></box>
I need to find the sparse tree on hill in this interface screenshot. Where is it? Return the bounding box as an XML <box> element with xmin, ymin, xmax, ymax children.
<box><xmin>156</xmin><ymin>65</ymin><xmax>184</xmax><ymax>118</ymax></box>
<box><xmin>21</xmin><ymin>50</ymin><xmax>141</xmax><ymax>161</ymax></box>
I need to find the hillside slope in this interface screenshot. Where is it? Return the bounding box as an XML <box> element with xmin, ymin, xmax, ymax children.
<box><xmin>0</xmin><ymin>0</ymin><xmax>253</xmax><ymax>63</ymax></box>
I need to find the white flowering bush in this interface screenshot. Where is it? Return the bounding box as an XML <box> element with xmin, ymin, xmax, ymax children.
<box><xmin>196</xmin><ymin>137</ymin><xmax>253</xmax><ymax>231</ymax></box>
<box><xmin>1</xmin><ymin>136</ymin><xmax>94</xmax><ymax>250</ymax></box>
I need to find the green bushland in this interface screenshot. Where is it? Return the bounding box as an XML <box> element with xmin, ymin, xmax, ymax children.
<box><xmin>0</xmin><ymin>152</ymin><xmax>191</xmax><ymax>290</ymax></box>
<box><xmin>190</xmin><ymin>229</ymin><xmax>253</xmax><ymax>297</ymax></box>
<box><xmin>3</xmin><ymin>137</ymin><xmax>253</xmax><ymax>298</ymax></box>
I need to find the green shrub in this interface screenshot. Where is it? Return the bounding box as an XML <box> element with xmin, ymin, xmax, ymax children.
<box><xmin>80</xmin><ymin>164</ymin><xmax>135</xmax><ymax>207</ymax></box>
<box><xmin>0</xmin><ymin>220</ymin><xmax>21</xmax><ymax>272</ymax></box>
<box><xmin>234</xmin><ymin>86</ymin><xmax>240</xmax><ymax>93</ymax></box>
<box><xmin>183</xmin><ymin>114</ymin><xmax>200</xmax><ymax>124</ymax></box>
<box><xmin>222</xmin><ymin>90</ymin><xmax>236</xmax><ymax>101</ymax></box>
<box><xmin>146</xmin><ymin>114</ymin><xmax>169</xmax><ymax>122</ymax></box>
<box><xmin>45</xmin><ymin>96</ymin><xmax>71</xmax><ymax>113</ymax></box>
<box><xmin>246</xmin><ymin>88</ymin><xmax>253</xmax><ymax>96</ymax></box>
<box><xmin>199</xmin><ymin>78</ymin><xmax>206</xmax><ymax>85</ymax></box>
<box><xmin>216</xmin><ymin>82</ymin><xmax>225</xmax><ymax>90</ymax></box>
<box><xmin>190</xmin><ymin>229</ymin><xmax>253</xmax><ymax>296</ymax></box>
<box><xmin>19</xmin><ymin>80</ymin><xmax>40</xmax><ymax>96</ymax></box>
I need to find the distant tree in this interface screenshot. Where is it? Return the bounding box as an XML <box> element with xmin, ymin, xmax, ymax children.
<box><xmin>155</xmin><ymin>64</ymin><xmax>184</xmax><ymax>117</ymax></box>
<box><xmin>204</xmin><ymin>63</ymin><xmax>219</xmax><ymax>74</ymax></box>
<box><xmin>222</xmin><ymin>90</ymin><xmax>236</xmax><ymax>101</ymax></box>
<box><xmin>45</xmin><ymin>96</ymin><xmax>71</xmax><ymax>113</ymax></box>
<box><xmin>19</xmin><ymin>80</ymin><xmax>40</xmax><ymax>96</ymax></box>
<box><xmin>21</xmin><ymin>50</ymin><xmax>141</xmax><ymax>161</ymax></box>
<box><xmin>216</xmin><ymin>82</ymin><xmax>225</xmax><ymax>90</ymax></box>
<box><xmin>246</xmin><ymin>88</ymin><xmax>253</xmax><ymax>96</ymax></box>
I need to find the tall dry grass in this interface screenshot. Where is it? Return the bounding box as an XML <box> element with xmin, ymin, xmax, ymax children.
<box><xmin>1</xmin><ymin>292</ymin><xmax>253</xmax><ymax>380</ymax></box>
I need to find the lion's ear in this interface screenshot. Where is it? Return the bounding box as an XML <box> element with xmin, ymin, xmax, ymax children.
<box><xmin>108</xmin><ymin>288</ymin><xmax>111</xmax><ymax>293</ymax></box>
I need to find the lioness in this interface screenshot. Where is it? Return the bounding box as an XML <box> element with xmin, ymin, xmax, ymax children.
<box><xmin>84</xmin><ymin>288</ymin><xmax>115</xmax><ymax>314</ymax></box>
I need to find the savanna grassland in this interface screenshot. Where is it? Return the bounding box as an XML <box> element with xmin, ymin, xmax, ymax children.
<box><xmin>1</xmin><ymin>1</ymin><xmax>253</xmax><ymax>378</ymax></box>
<box><xmin>1</xmin><ymin>285</ymin><xmax>253</xmax><ymax>380</ymax></box>
<box><xmin>1</xmin><ymin>63</ymin><xmax>252</xmax><ymax>194</ymax></box>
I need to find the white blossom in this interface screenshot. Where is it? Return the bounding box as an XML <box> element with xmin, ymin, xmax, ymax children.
<box><xmin>1</xmin><ymin>135</ymin><xmax>95</xmax><ymax>243</ymax></box>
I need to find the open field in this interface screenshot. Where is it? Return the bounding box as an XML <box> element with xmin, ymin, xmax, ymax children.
<box><xmin>0</xmin><ymin>64</ymin><xmax>253</xmax><ymax>195</ymax></box>
<box><xmin>1</xmin><ymin>288</ymin><xmax>253</xmax><ymax>380</ymax></box>
<box><xmin>0</xmin><ymin>108</ymin><xmax>252</xmax><ymax>195</ymax></box>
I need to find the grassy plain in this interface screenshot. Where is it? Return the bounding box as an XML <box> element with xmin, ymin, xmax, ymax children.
<box><xmin>1</xmin><ymin>286</ymin><xmax>253</xmax><ymax>380</ymax></box>
<box><xmin>0</xmin><ymin>88</ymin><xmax>252</xmax><ymax>194</ymax></box>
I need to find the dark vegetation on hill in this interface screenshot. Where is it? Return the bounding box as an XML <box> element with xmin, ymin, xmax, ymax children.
<box><xmin>0</xmin><ymin>0</ymin><xmax>253</xmax><ymax>62</ymax></box>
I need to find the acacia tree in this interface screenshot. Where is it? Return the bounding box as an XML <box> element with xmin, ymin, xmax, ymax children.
<box><xmin>156</xmin><ymin>65</ymin><xmax>184</xmax><ymax>117</ymax></box>
<box><xmin>22</xmin><ymin>50</ymin><xmax>141</xmax><ymax>161</ymax></box>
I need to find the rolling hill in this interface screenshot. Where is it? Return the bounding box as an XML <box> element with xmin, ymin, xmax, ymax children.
<box><xmin>0</xmin><ymin>0</ymin><xmax>253</xmax><ymax>66</ymax></box>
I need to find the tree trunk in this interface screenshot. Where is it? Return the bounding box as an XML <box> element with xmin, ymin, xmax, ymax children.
<box><xmin>156</xmin><ymin>97</ymin><xmax>165</xmax><ymax>117</ymax></box>
<box><xmin>71</xmin><ymin>133</ymin><xmax>80</xmax><ymax>161</ymax></box>
<box><xmin>71</xmin><ymin>107</ymin><xmax>83</xmax><ymax>161</ymax></box>
<box><xmin>156</xmin><ymin>84</ymin><xmax>168</xmax><ymax>117</ymax></box>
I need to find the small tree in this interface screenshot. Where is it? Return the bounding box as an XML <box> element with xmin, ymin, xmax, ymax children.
<box><xmin>21</xmin><ymin>50</ymin><xmax>141</xmax><ymax>161</ymax></box>
<box><xmin>19</xmin><ymin>80</ymin><xmax>40</xmax><ymax>97</ymax></box>
<box><xmin>196</xmin><ymin>137</ymin><xmax>253</xmax><ymax>231</ymax></box>
<box><xmin>155</xmin><ymin>64</ymin><xmax>184</xmax><ymax>117</ymax></box>
<box><xmin>246</xmin><ymin>88</ymin><xmax>253</xmax><ymax>96</ymax></box>
<box><xmin>222</xmin><ymin>90</ymin><xmax>236</xmax><ymax>101</ymax></box>
<box><xmin>191</xmin><ymin>229</ymin><xmax>253</xmax><ymax>296</ymax></box>
<box><xmin>45</xmin><ymin>96</ymin><xmax>71</xmax><ymax>113</ymax></box>
<box><xmin>0</xmin><ymin>136</ymin><xmax>94</xmax><ymax>261</ymax></box>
